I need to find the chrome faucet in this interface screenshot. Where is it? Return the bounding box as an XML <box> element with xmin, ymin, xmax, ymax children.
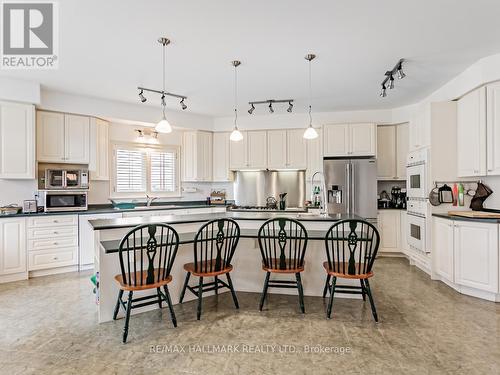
<box><xmin>146</xmin><ymin>195</ymin><xmax>159</xmax><ymax>207</ymax></box>
<box><xmin>310</xmin><ymin>171</ymin><xmax>328</xmax><ymax>216</ymax></box>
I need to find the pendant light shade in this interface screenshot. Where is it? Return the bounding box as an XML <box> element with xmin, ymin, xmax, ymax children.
<box><xmin>230</xmin><ymin>60</ymin><xmax>243</xmax><ymax>142</ymax></box>
<box><xmin>230</xmin><ymin>128</ymin><xmax>243</xmax><ymax>141</ymax></box>
<box><xmin>303</xmin><ymin>53</ymin><xmax>318</xmax><ymax>140</ymax></box>
<box><xmin>156</xmin><ymin>116</ymin><xmax>172</xmax><ymax>133</ymax></box>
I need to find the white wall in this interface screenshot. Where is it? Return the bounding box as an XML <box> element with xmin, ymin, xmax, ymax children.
<box><xmin>0</xmin><ymin>77</ymin><xmax>40</xmax><ymax>104</ymax></box>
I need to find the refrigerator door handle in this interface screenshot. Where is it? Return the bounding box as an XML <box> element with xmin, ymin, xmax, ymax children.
<box><xmin>345</xmin><ymin>163</ymin><xmax>350</xmax><ymax>214</ymax></box>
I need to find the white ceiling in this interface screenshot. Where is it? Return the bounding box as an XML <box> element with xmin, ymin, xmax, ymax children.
<box><xmin>3</xmin><ymin>0</ymin><xmax>500</xmax><ymax>117</ymax></box>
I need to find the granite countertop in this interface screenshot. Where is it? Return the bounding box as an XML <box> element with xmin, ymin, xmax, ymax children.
<box><xmin>432</xmin><ymin>212</ymin><xmax>500</xmax><ymax>224</ymax></box>
<box><xmin>89</xmin><ymin>211</ymin><xmax>362</xmax><ymax>231</ymax></box>
<box><xmin>0</xmin><ymin>201</ymin><xmax>230</xmax><ymax>218</ymax></box>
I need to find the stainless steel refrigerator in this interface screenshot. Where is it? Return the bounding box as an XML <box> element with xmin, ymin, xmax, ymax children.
<box><xmin>323</xmin><ymin>157</ymin><xmax>377</xmax><ymax>220</ymax></box>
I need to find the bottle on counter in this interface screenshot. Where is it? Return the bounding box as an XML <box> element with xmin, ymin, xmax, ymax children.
<box><xmin>452</xmin><ymin>183</ymin><xmax>458</xmax><ymax>206</ymax></box>
<box><xmin>458</xmin><ymin>183</ymin><xmax>464</xmax><ymax>206</ymax></box>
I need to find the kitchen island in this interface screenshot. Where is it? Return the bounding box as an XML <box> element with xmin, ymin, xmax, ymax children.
<box><xmin>90</xmin><ymin>211</ymin><xmax>363</xmax><ymax>323</ymax></box>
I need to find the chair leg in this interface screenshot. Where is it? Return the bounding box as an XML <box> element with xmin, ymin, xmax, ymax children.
<box><xmin>163</xmin><ymin>285</ymin><xmax>177</xmax><ymax>327</ymax></box>
<box><xmin>360</xmin><ymin>280</ymin><xmax>366</xmax><ymax>301</ymax></box>
<box><xmin>226</xmin><ymin>273</ymin><xmax>239</xmax><ymax>309</ymax></box>
<box><xmin>157</xmin><ymin>287</ymin><xmax>163</xmax><ymax>308</ymax></box>
<box><xmin>326</xmin><ymin>277</ymin><xmax>337</xmax><ymax>319</ymax></box>
<box><xmin>122</xmin><ymin>291</ymin><xmax>133</xmax><ymax>343</ymax></box>
<box><xmin>196</xmin><ymin>276</ymin><xmax>204</xmax><ymax>320</ymax></box>
<box><xmin>179</xmin><ymin>272</ymin><xmax>191</xmax><ymax>303</ymax></box>
<box><xmin>214</xmin><ymin>276</ymin><xmax>219</xmax><ymax>296</ymax></box>
<box><xmin>113</xmin><ymin>289</ymin><xmax>124</xmax><ymax>320</ymax></box>
<box><xmin>259</xmin><ymin>272</ymin><xmax>271</xmax><ymax>311</ymax></box>
<box><xmin>364</xmin><ymin>279</ymin><xmax>378</xmax><ymax>322</ymax></box>
<box><xmin>296</xmin><ymin>273</ymin><xmax>305</xmax><ymax>314</ymax></box>
<box><xmin>322</xmin><ymin>275</ymin><xmax>331</xmax><ymax>298</ymax></box>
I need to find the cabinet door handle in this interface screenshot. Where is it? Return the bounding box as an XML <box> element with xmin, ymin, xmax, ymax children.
<box><xmin>53</xmin><ymin>256</ymin><xmax>58</xmax><ymax>260</ymax></box>
<box><xmin>53</xmin><ymin>220</ymin><xmax>58</xmax><ymax>223</ymax></box>
<box><xmin>53</xmin><ymin>231</ymin><xmax>58</xmax><ymax>234</ymax></box>
<box><xmin>53</xmin><ymin>242</ymin><xmax>58</xmax><ymax>245</ymax></box>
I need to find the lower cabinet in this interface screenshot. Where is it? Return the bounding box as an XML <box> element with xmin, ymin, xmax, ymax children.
<box><xmin>377</xmin><ymin>210</ymin><xmax>401</xmax><ymax>253</ymax></box>
<box><xmin>0</xmin><ymin>218</ymin><xmax>27</xmax><ymax>277</ymax></box>
<box><xmin>433</xmin><ymin>217</ymin><xmax>499</xmax><ymax>296</ymax></box>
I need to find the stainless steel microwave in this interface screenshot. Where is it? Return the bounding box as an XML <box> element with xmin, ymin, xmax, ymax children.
<box><xmin>40</xmin><ymin>190</ymin><xmax>88</xmax><ymax>212</ymax></box>
<box><xmin>45</xmin><ymin>169</ymin><xmax>89</xmax><ymax>190</ymax></box>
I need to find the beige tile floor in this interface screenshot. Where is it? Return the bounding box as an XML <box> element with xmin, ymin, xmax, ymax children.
<box><xmin>0</xmin><ymin>258</ymin><xmax>499</xmax><ymax>374</ymax></box>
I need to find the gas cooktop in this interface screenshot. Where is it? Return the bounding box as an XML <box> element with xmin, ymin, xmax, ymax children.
<box><xmin>228</xmin><ymin>205</ymin><xmax>307</xmax><ymax>213</ymax></box>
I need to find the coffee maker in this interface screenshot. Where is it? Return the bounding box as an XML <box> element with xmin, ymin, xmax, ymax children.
<box><xmin>390</xmin><ymin>186</ymin><xmax>407</xmax><ymax>209</ymax></box>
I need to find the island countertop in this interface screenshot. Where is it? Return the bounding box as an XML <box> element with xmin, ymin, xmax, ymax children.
<box><xmin>89</xmin><ymin>211</ymin><xmax>361</xmax><ymax>230</ymax></box>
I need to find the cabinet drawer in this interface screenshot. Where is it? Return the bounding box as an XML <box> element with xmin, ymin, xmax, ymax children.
<box><xmin>28</xmin><ymin>247</ymin><xmax>77</xmax><ymax>270</ymax></box>
<box><xmin>27</xmin><ymin>226</ymin><xmax>78</xmax><ymax>239</ymax></box>
<box><xmin>28</xmin><ymin>236</ymin><xmax>78</xmax><ymax>251</ymax></box>
<box><xmin>27</xmin><ymin>215</ymin><xmax>78</xmax><ymax>228</ymax></box>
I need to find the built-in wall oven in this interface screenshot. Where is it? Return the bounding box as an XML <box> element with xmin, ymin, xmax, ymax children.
<box><xmin>39</xmin><ymin>190</ymin><xmax>88</xmax><ymax>212</ymax></box>
<box><xmin>406</xmin><ymin>149</ymin><xmax>430</xmax><ymax>253</ymax></box>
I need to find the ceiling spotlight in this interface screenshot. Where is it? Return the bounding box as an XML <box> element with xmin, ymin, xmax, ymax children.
<box><xmin>388</xmin><ymin>75</ymin><xmax>395</xmax><ymax>89</ymax></box>
<box><xmin>248</xmin><ymin>103</ymin><xmax>255</xmax><ymax>114</ymax></box>
<box><xmin>269</xmin><ymin>102</ymin><xmax>274</xmax><ymax>113</ymax></box>
<box><xmin>287</xmin><ymin>101</ymin><xmax>293</xmax><ymax>113</ymax></box>
<box><xmin>380</xmin><ymin>84</ymin><xmax>387</xmax><ymax>98</ymax></box>
<box><xmin>180</xmin><ymin>98</ymin><xmax>187</xmax><ymax>110</ymax></box>
<box><xmin>139</xmin><ymin>90</ymin><xmax>147</xmax><ymax>103</ymax></box>
<box><xmin>397</xmin><ymin>63</ymin><xmax>406</xmax><ymax>79</ymax></box>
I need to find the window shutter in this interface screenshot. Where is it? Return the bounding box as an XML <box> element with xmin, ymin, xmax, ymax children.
<box><xmin>150</xmin><ymin>150</ymin><xmax>177</xmax><ymax>192</ymax></box>
<box><xmin>115</xmin><ymin>149</ymin><xmax>146</xmax><ymax>192</ymax></box>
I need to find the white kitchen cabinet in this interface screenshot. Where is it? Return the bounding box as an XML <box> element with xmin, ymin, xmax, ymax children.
<box><xmin>212</xmin><ymin>132</ymin><xmax>233</xmax><ymax>182</ymax></box>
<box><xmin>409</xmin><ymin>105</ymin><xmax>431</xmax><ymax>152</ymax></box>
<box><xmin>454</xmin><ymin>220</ymin><xmax>498</xmax><ymax>293</ymax></box>
<box><xmin>37</xmin><ymin>111</ymin><xmax>65</xmax><ymax>162</ymax></box>
<box><xmin>267</xmin><ymin>129</ymin><xmax>307</xmax><ymax>170</ymax></box>
<box><xmin>377</xmin><ymin>126</ymin><xmax>396</xmax><ymax>179</ymax></box>
<box><xmin>79</xmin><ymin>212</ymin><xmax>121</xmax><ymax>268</ymax></box>
<box><xmin>486</xmin><ymin>82</ymin><xmax>500</xmax><ymax>175</ymax></box>
<box><xmin>377</xmin><ymin>123</ymin><xmax>409</xmax><ymax>180</ymax></box>
<box><xmin>432</xmin><ymin>217</ymin><xmax>455</xmax><ymax>284</ymax></box>
<box><xmin>37</xmin><ymin>111</ymin><xmax>90</xmax><ymax>164</ymax></box>
<box><xmin>267</xmin><ymin>130</ymin><xmax>287</xmax><ymax>169</ymax></box>
<box><xmin>377</xmin><ymin>210</ymin><xmax>400</xmax><ymax>253</ymax></box>
<box><xmin>229</xmin><ymin>131</ymin><xmax>267</xmax><ymax>169</ymax></box>
<box><xmin>0</xmin><ymin>218</ymin><xmax>26</xmax><ymax>277</ymax></box>
<box><xmin>0</xmin><ymin>101</ymin><xmax>35</xmax><ymax>179</ymax></box>
<box><xmin>182</xmin><ymin>131</ymin><xmax>212</xmax><ymax>181</ymax></box>
<box><xmin>457</xmin><ymin>87</ymin><xmax>486</xmax><ymax>177</ymax></box>
<box><xmin>306</xmin><ymin>128</ymin><xmax>323</xmax><ymax>181</ymax></box>
<box><xmin>400</xmin><ymin>210</ymin><xmax>408</xmax><ymax>255</ymax></box>
<box><xmin>286</xmin><ymin>129</ymin><xmax>307</xmax><ymax>169</ymax></box>
<box><xmin>324</xmin><ymin>123</ymin><xmax>375</xmax><ymax>157</ymax></box>
<box><xmin>89</xmin><ymin>118</ymin><xmax>109</xmax><ymax>180</ymax></box>
<box><xmin>396</xmin><ymin>123</ymin><xmax>409</xmax><ymax>179</ymax></box>
<box><xmin>323</xmin><ymin>124</ymin><xmax>349</xmax><ymax>156</ymax></box>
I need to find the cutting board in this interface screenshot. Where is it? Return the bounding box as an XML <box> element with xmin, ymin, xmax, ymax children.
<box><xmin>448</xmin><ymin>211</ymin><xmax>500</xmax><ymax>219</ymax></box>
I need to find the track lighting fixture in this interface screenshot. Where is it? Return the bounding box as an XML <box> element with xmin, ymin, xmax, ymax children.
<box><xmin>303</xmin><ymin>53</ymin><xmax>319</xmax><ymax>140</ymax></box>
<box><xmin>247</xmin><ymin>99</ymin><xmax>294</xmax><ymax>114</ymax></box>
<box><xmin>139</xmin><ymin>90</ymin><xmax>147</xmax><ymax>103</ymax></box>
<box><xmin>137</xmin><ymin>37</ymin><xmax>188</xmax><ymax>132</ymax></box>
<box><xmin>379</xmin><ymin>59</ymin><xmax>405</xmax><ymax>98</ymax></box>
<box><xmin>230</xmin><ymin>60</ymin><xmax>243</xmax><ymax>142</ymax></box>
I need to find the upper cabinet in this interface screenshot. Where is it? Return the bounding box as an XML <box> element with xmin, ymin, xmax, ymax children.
<box><xmin>267</xmin><ymin>129</ymin><xmax>307</xmax><ymax>169</ymax></box>
<box><xmin>229</xmin><ymin>130</ymin><xmax>267</xmax><ymax>170</ymax></box>
<box><xmin>182</xmin><ymin>131</ymin><xmax>212</xmax><ymax>182</ymax></box>
<box><xmin>89</xmin><ymin>118</ymin><xmax>109</xmax><ymax>180</ymax></box>
<box><xmin>486</xmin><ymin>82</ymin><xmax>500</xmax><ymax>175</ymax></box>
<box><xmin>409</xmin><ymin>105</ymin><xmax>431</xmax><ymax>151</ymax></box>
<box><xmin>0</xmin><ymin>101</ymin><xmax>35</xmax><ymax>179</ymax></box>
<box><xmin>37</xmin><ymin>111</ymin><xmax>90</xmax><ymax>164</ymax></box>
<box><xmin>456</xmin><ymin>87</ymin><xmax>487</xmax><ymax>177</ymax></box>
<box><xmin>323</xmin><ymin>123</ymin><xmax>376</xmax><ymax>157</ymax></box>
<box><xmin>212</xmin><ymin>132</ymin><xmax>233</xmax><ymax>182</ymax></box>
<box><xmin>377</xmin><ymin>123</ymin><xmax>408</xmax><ymax>180</ymax></box>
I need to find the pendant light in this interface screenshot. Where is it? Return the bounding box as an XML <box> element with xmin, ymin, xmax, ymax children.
<box><xmin>303</xmin><ymin>54</ymin><xmax>319</xmax><ymax>140</ymax></box>
<box><xmin>155</xmin><ymin>38</ymin><xmax>172</xmax><ymax>133</ymax></box>
<box><xmin>230</xmin><ymin>60</ymin><xmax>243</xmax><ymax>142</ymax></box>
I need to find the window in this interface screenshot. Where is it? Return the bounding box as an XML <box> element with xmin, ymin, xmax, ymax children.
<box><xmin>112</xmin><ymin>143</ymin><xmax>180</xmax><ymax>197</ymax></box>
